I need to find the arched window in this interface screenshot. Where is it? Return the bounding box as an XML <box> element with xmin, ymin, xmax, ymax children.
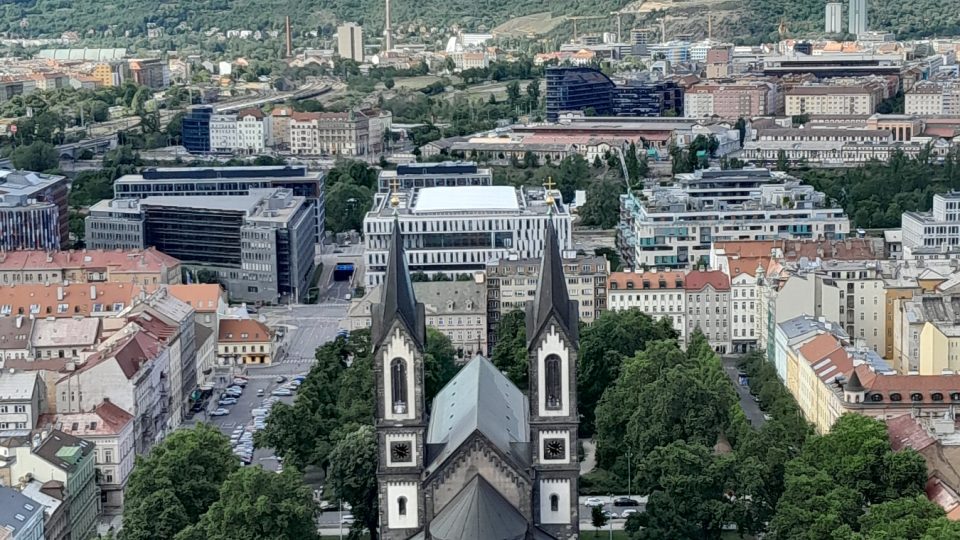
<box><xmin>550</xmin><ymin>494</ymin><xmax>559</xmax><ymax>512</ymax></box>
<box><xmin>391</xmin><ymin>358</ymin><xmax>408</xmax><ymax>414</ymax></box>
<box><xmin>545</xmin><ymin>355</ymin><xmax>562</xmax><ymax>410</ymax></box>
<box><xmin>398</xmin><ymin>496</ymin><xmax>407</xmax><ymax>516</ymax></box>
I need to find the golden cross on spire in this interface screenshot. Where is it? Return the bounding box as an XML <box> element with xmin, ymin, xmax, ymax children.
<box><xmin>389</xmin><ymin>177</ymin><xmax>400</xmax><ymax>209</ymax></box>
<box><xmin>543</xmin><ymin>176</ymin><xmax>556</xmax><ymax>209</ymax></box>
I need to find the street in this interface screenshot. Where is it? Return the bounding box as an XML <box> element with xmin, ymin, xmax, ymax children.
<box><xmin>721</xmin><ymin>355</ymin><xmax>768</xmax><ymax>428</ymax></box>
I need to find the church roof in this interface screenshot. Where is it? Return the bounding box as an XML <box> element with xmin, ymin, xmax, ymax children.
<box><xmin>428</xmin><ymin>475</ymin><xmax>529</xmax><ymax>540</ymax></box>
<box><xmin>373</xmin><ymin>216</ymin><xmax>426</xmax><ymax>349</ymax></box>
<box><xmin>527</xmin><ymin>217</ymin><xmax>578</xmax><ymax>347</ymax></box>
<box><xmin>426</xmin><ymin>355</ymin><xmax>529</xmax><ymax>473</ymax></box>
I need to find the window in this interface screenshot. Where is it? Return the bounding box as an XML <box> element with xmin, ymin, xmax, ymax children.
<box><xmin>13</xmin><ymin>405</ymin><xmax>24</xmax><ymax>413</ymax></box>
<box><xmin>545</xmin><ymin>355</ymin><xmax>563</xmax><ymax>410</ymax></box>
<box><xmin>550</xmin><ymin>494</ymin><xmax>559</xmax><ymax>512</ymax></box>
<box><xmin>105</xmin><ymin>449</ymin><xmax>113</xmax><ymax>462</ymax></box>
<box><xmin>398</xmin><ymin>496</ymin><xmax>407</xmax><ymax>516</ymax></box>
<box><xmin>391</xmin><ymin>358</ymin><xmax>408</xmax><ymax>414</ymax></box>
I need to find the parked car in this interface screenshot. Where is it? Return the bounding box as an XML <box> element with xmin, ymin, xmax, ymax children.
<box><xmin>256</xmin><ymin>389</ymin><xmax>264</xmax><ymax>397</ymax></box>
<box><xmin>275</xmin><ymin>376</ymin><xmax>287</xmax><ymax>384</ymax></box>
<box><xmin>584</xmin><ymin>497</ymin><xmax>605</xmax><ymax>507</ymax></box>
<box><xmin>613</xmin><ymin>497</ymin><xmax>640</xmax><ymax>507</ymax></box>
<box><xmin>340</xmin><ymin>514</ymin><xmax>355</xmax><ymax>525</ymax></box>
<box><xmin>272</xmin><ymin>389</ymin><xmax>293</xmax><ymax>397</ymax></box>
<box><xmin>218</xmin><ymin>397</ymin><xmax>238</xmax><ymax>406</ymax></box>
<box><xmin>210</xmin><ymin>408</ymin><xmax>229</xmax><ymax>416</ymax></box>
<box><xmin>621</xmin><ymin>509</ymin><xmax>639</xmax><ymax>519</ymax></box>
<box><xmin>231</xmin><ymin>378</ymin><xmax>248</xmax><ymax>387</ymax></box>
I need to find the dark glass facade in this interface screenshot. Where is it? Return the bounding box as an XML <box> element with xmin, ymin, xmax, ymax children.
<box><xmin>547</xmin><ymin>66</ymin><xmax>684</xmax><ymax>120</ymax></box>
<box><xmin>181</xmin><ymin>105</ymin><xmax>212</xmax><ymax>154</ymax></box>
<box><xmin>546</xmin><ymin>67</ymin><xmax>615</xmax><ymax>121</ymax></box>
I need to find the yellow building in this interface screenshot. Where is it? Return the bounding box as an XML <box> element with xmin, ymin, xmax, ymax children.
<box><xmin>92</xmin><ymin>63</ymin><xmax>115</xmax><ymax>87</ymax></box>
<box><xmin>918</xmin><ymin>321</ymin><xmax>960</xmax><ymax>375</ymax></box>
<box><xmin>217</xmin><ymin>318</ymin><xmax>274</xmax><ymax>365</ymax></box>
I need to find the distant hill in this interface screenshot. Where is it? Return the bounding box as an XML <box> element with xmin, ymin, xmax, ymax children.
<box><xmin>2</xmin><ymin>0</ymin><xmax>958</xmax><ymax>44</ymax></box>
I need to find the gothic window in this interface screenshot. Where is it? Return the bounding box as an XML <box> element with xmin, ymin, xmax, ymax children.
<box><xmin>391</xmin><ymin>358</ymin><xmax>408</xmax><ymax>414</ymax></box>
<box><xmin>550</xmin><ymin>494</ymin><xmax>559</xmax><ymax>512</ymax></box>
<box><xmin>545</xmin><ymin>355</ymin><xmax>562</xmax><ymax>410</ymax></box>
<box><xmin>398</xmin><ymin>496</ymin><xmax>407</xmax><ymax>516</ymax></box>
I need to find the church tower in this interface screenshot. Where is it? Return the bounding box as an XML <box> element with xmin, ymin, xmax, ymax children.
<box><xmin>373</xmin><ymin>212</ymin><xmax>427</xmax><ymax>540</ymax></box>
<box><xmin>526</xmin><ymin>201</ymin><xmax>580</xmax><ymax>540</ymax></box>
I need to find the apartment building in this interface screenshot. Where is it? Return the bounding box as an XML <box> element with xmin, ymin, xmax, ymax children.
<box><xmin>0</xmin><ymin>485</ymin><xmax>45</xmax><ymax>540</ymax></box>
<box><xmin>42</xmin><ymin>400</ymin><xmax>134</xmax><ymax>514</ymax></box>
<box><xmin>347</xmin><ymin>281</ymin><xmax>487</xmax><ymax>357</ymax></box>
<box><xmin>607</xmin><ymin>270</ymin><xmax>686</xmax><ymax>341</ymax></box>
<box><xmin>337</xmin><ymin>23</ymin><xmax>364</xmax><ymax>62</ymax></box>
<box><xmin>486</xmin><ymin>254</ymin><xmax>607</xmax><ymax>347</ymax></box>
<box><xmin>616</xmin><ymin>168</ymin><xmax>849</xmax><ymax>270</ymax></box>
<box><xmin>785</xmin><ymin>85</ymin><xmax>878</xmax><ymax>116</ymax></box>
<box><xmin>0</xmin><ymin>170</ymin><xmax>69</xmax><ymax>251</ymax></box>
<box><xmin>31</xmin><ymin>318</ymin><xmax>101</xmax><ymax>362</ymax></box>
<box><xmin>684</xmin><ymin>270</ymin><xmax>731</xmax><ymax>353</ymax></box>
<box><xmin>905</xmin><ymin>81</ymin><xmax>960</xmax><ymax>116</ymax></box>
<box><xmin>705</xmin><ymin>46</ymin><xmax>732</xmax><ymax>79</ymax></box>
<box><xmin>209</xmin><ymin>108</ymin><xmax>271</xmax><ymax>154</ymax></box>
<box><xmin>209</xmin><ymin>113</ymin><xmax>238</xmax><ymax>153</ymax></box>
<box><xmin>289</xmin><ymin>111</ymin><xmax>371</xmax><ymax>156</ymax></box>
<box><xmin>0</xmin><ymin>248</ymin><xmax>181</xmax><ymax>286</ymax></box>
<box><xmin>0</xmin><ymin>317</ymin><xmax>33</xmax><ymax>362</ymax></box>
<box><xmin>683</xmin><ymin>81</ymin><xmax>779</xmax><ymax>120</ymax></box>
<box><xmin>216</xmin><ymin>319</ymin><xmax>274</xmax><ymax>365</ymax></box>
<box><xmin>86</xmin><ymin>189</ymin><xmax>317</xmax><ymax>304</ymax></box>
<box><xmin>269</xmin><ymin>108</ymin><xmax>293</xmax><ymax>148</ymax></box>
<box><xmin>364</xmin><ymin>186</ymin><xmax>573</xmax><ymax>286</ymax></box>
<box><xmin>902</xmin><ymin>192</ymin><xmax>960</xmax><ymax>259</ymax></box>
<box><xmin>0</xmin><ymin>430</ymin><xmax>98</xmax><ymax>540</ymax></box>
<box><xmin>0</xmin><ymin>372</ymin><xmax>45</xmax><ymax>431</ymax></box>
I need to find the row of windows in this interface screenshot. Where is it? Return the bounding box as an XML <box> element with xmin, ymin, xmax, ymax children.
<box><xmin>0</xmin><ymin>405</ymin><xmax>27</xmax><ymax>413</ymax></box>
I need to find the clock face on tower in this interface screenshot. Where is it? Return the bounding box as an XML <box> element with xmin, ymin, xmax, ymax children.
<box><xmin>544</xmin><ymin>437</ymin><xmax>566</xmax><ymax>460</ymax></box>
<box><xmin>390</xmin><ymin>441</ymin><xmax>412</xmax><ymax>463</ymax></box>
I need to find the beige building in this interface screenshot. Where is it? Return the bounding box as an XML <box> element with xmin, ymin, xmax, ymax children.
<box><xmin>786</xmin><ymin>85</ymin><xmax>877</xmax><ymax>116</ymax></box>
<box><xmin>0</xmin><ymin>316</ymin><xmax>33</xmax><ymax>362</ymax></box>
<box><xmin>30</xmin><ymin>318</ymin><xmax>101</xmax><ymax>362</ymax></box>
<box><xmin>0</xmin><ymin>248</ymin><xmax>181</xmax><ymax>286</ymax></box>
<box><xmin>346</xmin><ymin>280</ymin><xmax>487</xmax><ymax>358</ymax></box>
<box><xmin>42</xmin><ymin>400</ymin><xmax>135</xmax><ymax>514</ymax></box>
<box><xmin>217</xmin><ymin>319</ymin><xmax>274</xmax><ymax>365</ymax></box>
<box><xmin>269</xmin><ymin>107</ymin><xmax>293</xmax><ymax>149</ymax></box>
<box><xmin>905</xmin><ymin>81</ymin><xmax>960</xmax><ymax>116</ymax></box>
<box><xmin>685</xmin><ymin>270</ymin><xmax>731</xmax><ymax>353</ymax></box>
<box><xmin>0</xmin><ymin>371</ymin><xmax>45</xmax><ymax>430</ymax></box>
<box><xmin>289</xmin><ymin>111</ymin><xmax>371</xmax><ymax>156</ymax></box>
<box><xmin>485</xmin><ymin>254</ymin><xmax>608</xmax><ymax>348</ymax></box>
<box><xmin>684</xmin><ymin>81</ymin><xmax>779</xmax><ymax>120</ymax></box>
<box><xmin>607</xmin><ymin>270</ymin><xmax>686</xmax><ymax>341</ymax></box>
<box><xmin>337</xmin><ymin>23</ymin><xmax>364</xmax><ymax>62</ymax></box>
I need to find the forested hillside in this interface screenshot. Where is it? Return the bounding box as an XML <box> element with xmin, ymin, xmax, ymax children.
<box><xmin>2</xmin><ymin>0</ymin><xmax>958</xmax><ymax>42</ymax></box>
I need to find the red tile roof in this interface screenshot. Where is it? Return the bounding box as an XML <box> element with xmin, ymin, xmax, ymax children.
<box><xmin>887</xmin><ymin>414</ymin><xmax>936</xmax><ymax>452</ymax></box>
<box><xmin>0</xmin><ymin>282</ymin><xmax>154</xmax><ymax>318</ymax></box>
<box><xmin>684</xmin><ymin>270</ymin><xmax>730</xmax><ymax>291</ymax></box>
<box><xmin>218</xmin><ymin>319</ymin><xmax>272</xmax><ymax>343</ymax></box>
<box><xmin>609</xmin><ymin>271</ymin><xmax>685</xmax><ymax>290</ymax></box>
<box><xmin>0</xmin><ymin>248</ymin><xmax>179</xmax><ymax>274</ymax></box>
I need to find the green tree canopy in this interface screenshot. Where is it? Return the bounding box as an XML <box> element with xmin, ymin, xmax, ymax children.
<box><xmin>577</xmin><ymin>176</ymin><xmax>622</xmax><ymax>229</ymax></box>
<box><xmin>327</xmin><ymin>425</ymin><xmax>380</xmax><ymax>540</ymax></box>
<box><xmin>424</xmin><ymin>327</ymin><xmax>460</xmax><ymax>403</ymax></box>
<box><xmin>123</xmin><ymin>424</ymin><xmax>238</xmax><ymax>540</ymax></box>
<box><xmin>175</xmin><ymin>467</ymin><xmax>318</xmax><ymax>540</ymax></box>
<box><xmin>11</xmin><ymin>141</ymin><xmax>58</xmax><ymax>172</ymax></box>
<box><xmin>325</xmin><ymin>182</ymin><xmax>373</xmax><ymax>234</ymax></box>
<box><xmin>490</xmin><ymin>310</ymin><xmax>528</xmax><ymax>388</ymax></box>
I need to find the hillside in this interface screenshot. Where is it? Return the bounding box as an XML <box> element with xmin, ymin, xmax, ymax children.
<box><xmin>1</xmin><ymin>0</ymin><xmax>958</xmax><ymax>43</ymax></box>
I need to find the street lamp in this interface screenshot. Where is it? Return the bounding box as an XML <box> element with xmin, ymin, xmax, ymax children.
<box><xmin>626</xmin><ymin>447</ymin><xmax>633</xmax><ymax>502</ymax></box>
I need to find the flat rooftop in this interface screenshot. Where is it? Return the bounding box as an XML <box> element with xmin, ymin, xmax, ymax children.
<box><xmin>412</xmin><ymin>186</ymin><xmax>520</xmax><ymax>213</ymax></box>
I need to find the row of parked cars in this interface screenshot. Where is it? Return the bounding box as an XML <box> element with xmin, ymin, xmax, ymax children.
<box><xmin>583</xmin><ymin>497</ymin><xmax>642</xmax><ymax>519</ymax></box>
<box><xmin>211</xmin><ymin>377</ymin><xmax>251</xmax><ymax>417</ymax></box>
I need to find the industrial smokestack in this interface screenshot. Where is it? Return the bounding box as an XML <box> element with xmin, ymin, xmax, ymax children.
<box><xmin>384</xmin><ymin>0</ymin><xmax>392</xmax><ymax>51</ymax></box>
<box><xmin>285</xmin><ymin>16</ymin><xmax>292</xmax><ymax>57</ymax></box>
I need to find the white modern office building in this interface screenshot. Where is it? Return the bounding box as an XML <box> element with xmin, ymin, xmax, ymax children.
<box><xmin>902</xmin><ymin>191</ymin><xmax>960</xmax><ymax>258</ymax></box>
<box><xmin>825</xmin><ymin>2</ymin><xmax>843</xmax><ymax>33</ymax></box>
<box><xmin>616</xmin><ymin>167</ymin><xmax>850</xmax><ymax>270</ymax></box>
<box><xmin>849</xmin><ymin>0</ymin><xmax>867</xmax><ymax>35</ymax></box>
<box><xmin>363</xmin><ymin>185</ymin><xmax>572</xmax><ymax>286</ymax></box>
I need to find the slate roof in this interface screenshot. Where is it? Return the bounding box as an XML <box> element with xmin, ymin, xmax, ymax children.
<box><xmin>373</xmin><ymin>217</ymin><xmax>425</xmax><ymax>350</ymax></box>
<box><xmin>527</xmin><ymin>217</ymin><xmax>578</xmax><ymax>346</ymax></box>
<box><xmin>426</xmin><ymin>355</ymin><xmax>529</xmax><ymax>474</ymax></box>
<box><xmin>0</xmin><ymin>485</ymin><xmax>43</xmax><ymax>536</ymax></box>
<box><xmin>428</xmin><ymin>475</ymin><xmax>529</xmax><ymax>540</ymax></box>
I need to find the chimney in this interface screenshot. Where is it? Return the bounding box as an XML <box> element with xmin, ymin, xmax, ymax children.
<box><xmin>15</xmin><ymin>315</ymin><xmax>22</xmax><ymax>328</ymax></box>
<box><xmin>57</xmin><ymin>286</ymin><xmax>63</xmax><ymax>301</ymax></box>
<box><xmin>90</xmin><ymin>285</ymin><xmax>96</xmax><ymax>300</ymax></box>
<box><xmin>285</xmin><ymin>16</ymin><xmax>292</xmax><ymax>58</ymax></box>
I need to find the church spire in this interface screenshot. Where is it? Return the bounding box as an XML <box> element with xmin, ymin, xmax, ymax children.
<box><xmin>373</xmin><ymin>215</ymin><xmax>425</xmax><ymax>350</ymax></box>
<box><xmin>527</xmin><ymin>215</ymin><xmax>577</xmax><ymax>347</ymax></box>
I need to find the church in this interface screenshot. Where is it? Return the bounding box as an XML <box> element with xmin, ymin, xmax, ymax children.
<box><xmin>371</xmin><ymin>195</ymin><xmax>581</xmax><ymax>540</ymax></box>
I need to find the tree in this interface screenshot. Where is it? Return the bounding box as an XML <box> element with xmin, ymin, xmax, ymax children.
<box><xmin>776</xmin><ymin>149</ymin><xmax>790</xmax><ymax>172</ymax></box>
<box><xmin>578</xmin><ymin>177</ymin><xmax>622</xmax><ymax>229</ymax></box>
<box><xmin>557</xmin><ymin>154</ymin><xmax>589</xmax><ymax>203</ymax></box>
<box><xmin>625</xmin><ymin>142</ymin><xmax>641</xmax><ymax>185</ymax></box>
<box><xmin>122</xmin><ymin>489</ymin><xmax>190</xmax><ymax>540</ymax></box>
<box><xmin>594</xmin><ymin>247</ymin><xmax>622</xmax><ymax>272</ymax></box>
<box><xmin>174</xmin><ymin>467</ymin><xmax>318</xmax><ymax>540</ymax></box>
<box><xmin>858</xmin><ymin>496</ymin><xmax>947</xmax><ymax>540</ymax></box>
<box><xmin>384</xmin><ymin>78</ymin><xmax>395</xmax><ymax>89</ymax></box>
<box><xmin>734</xmin><ymin>117</ymin><xmax>747</xmax><ymax>147</ymax></box>
<box><xmin>506</xmin><ymin>80</ymin><xmax>522</xmax><ymax>106</ymax></box>
<box><xmin>490</xmin><ymin>310</ymin><xmax>528</xmax><ymax>388</ymax></box>
<box><xmin>325</xmin><ymin>182</ymin><xmax>373</xmax><ymax>234</ymax></box>
<box><xmin>526</xmin><ymin>78</ymin><xmax>540</xmax><ymax>108</ymax></box>
<box><xmin>424</xmin><ymin>328</ymin><xmax>460</xmax><ymax>403</ymax></box>
<box><xmin>123</xmin><ymin>424</ymin><xmax>238</xmax><ymax>540</ymax></box>
<box><xmin>523</xmin><ymin>150</ymin><xmax>538</xmax><ymax>169</ymax></box>
<box><xmin>11</xmin><ymin>141</ymin><xmax>59</xmax><ymax>172</ymax></box>
<box><xmin>327</xmin><ymin>425</ymin><xmax>379</xmax><ymax>540</ymax></box>
<box><xmin>590</xmin><ymin>504</ymin><xmax>608</xmax><ymax>537</ymax></box>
